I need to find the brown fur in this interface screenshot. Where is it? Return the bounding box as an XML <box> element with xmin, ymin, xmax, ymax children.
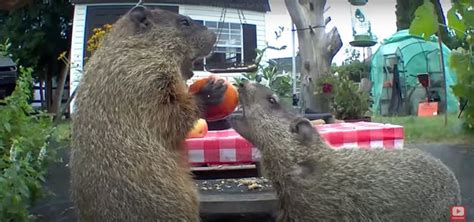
<box><xmin>231</xmin><ymin>81</ymin><xmax>462</xmax><ymax>222</ymax></box>
<box><xmin>70</xmin><ymin>7</ymin><xmax>217</xmax><ymax>221</ymax></box>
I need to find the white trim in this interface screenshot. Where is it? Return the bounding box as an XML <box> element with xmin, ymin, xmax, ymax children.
<box><xmin>69</xmin><ymin>4</ymin><xmax>87</xmax><ymax>112</ymax></box>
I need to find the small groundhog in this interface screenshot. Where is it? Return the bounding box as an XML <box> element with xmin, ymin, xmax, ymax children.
<box><xmin>230</xmin><ymin>81</ymin><xmax>461</xmax><ymax>222</ymax></box>
<box><xmin>70</xmin><ymin>6</ymin><xmax>227</xmax><ymax>221</ymax></box>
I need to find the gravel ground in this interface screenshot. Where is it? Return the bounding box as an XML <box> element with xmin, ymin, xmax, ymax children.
<box><xmin>31</xmin><ymin>143</ymin><xmax>474</xmax><ymax>222</ymax></box>
<box><xmin>195</xmin><ymin>177</ymin><xmax>273</xmax><ymax>193</ymax></box>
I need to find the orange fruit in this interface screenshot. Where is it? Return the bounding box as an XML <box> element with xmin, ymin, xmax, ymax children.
<box><xmin>189</xmin><ymin>75</ymin><xmax>239</xmax><ymax>121</ymax></box>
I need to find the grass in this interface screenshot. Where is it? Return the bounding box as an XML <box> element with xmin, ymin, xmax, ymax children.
<box><xmin>372</xmin><ymin>114</ymin><xmax>474</xmax><ymax>144</ymax></box>
<box><xmin>51</xmin><ymin>120</ymin><xmax>71</xmax><ymax>144</ymax></box>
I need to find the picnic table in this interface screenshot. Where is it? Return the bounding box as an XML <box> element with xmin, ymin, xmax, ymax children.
<box><xmin>185</xmin><ymin>121</ymin><xmax>404</xmax><ymax>166</ymax></box>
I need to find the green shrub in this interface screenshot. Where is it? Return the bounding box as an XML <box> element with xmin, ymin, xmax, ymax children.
<box><xmin>0</xmin><ymin>42</ymin><xmax>63</xmax><ymax>221</ymax></box>
<box><xmin>233</xmin><ymin>46</ymin><xmax>294</xmax><ymax>99</ymax></box>
<box><xmin>315</xmin><ymin>73</ymin><xmax>371</xmax><ymax>120</ymax></box>
<box><xmin>331</xmin><ymin>61</ymin><xmax>370</xmax><ymax>83</ymax></box>
<box><xmin>446</xmin><ymin>1</ymin><xmax>474</xmax><ymax>130</ymax></box>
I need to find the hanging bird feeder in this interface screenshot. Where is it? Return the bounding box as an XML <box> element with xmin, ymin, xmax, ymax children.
<box><xmin>349</xmin><ymin>7</ymin><xmax>377</xmax><ymax>47</ymax></box>
<box><xmin>348</xmin><ymin>0</ymin><xmax>368</xmax><ymax>6</ymax></box>
<box><xmin>204</xmin><ymin>7</ymin><xmax>258</xmax><ymax>74</ymax></box>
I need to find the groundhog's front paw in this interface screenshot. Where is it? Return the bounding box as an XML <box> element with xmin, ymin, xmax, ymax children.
<box><xmin>197</xmin><ymin>78</ymin><xmax>227</xmax><ymax>106</ymax></box>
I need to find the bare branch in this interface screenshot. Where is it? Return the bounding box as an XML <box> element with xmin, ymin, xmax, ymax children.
<box><xmin>326</xmin><ymin>27</ymin><xmax>343</xmax><ymax>59</ymax></box>
<box><xmin>324</xmin><ymin>16</ymin><xmax>331</xmax><ymax>26</ymax></box>
<box><xmin>324</xmin><ymin>6</ymin><xmax>331</xmax><ymax>13</ymax></box>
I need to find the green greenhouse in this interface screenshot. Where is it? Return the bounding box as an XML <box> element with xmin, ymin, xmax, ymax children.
<box><xmin>370</xmin><ymin>29</ymin><xmax>459</xmax><ymax>116</ymax></box>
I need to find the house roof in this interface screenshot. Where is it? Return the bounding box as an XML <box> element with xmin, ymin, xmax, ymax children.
<box><xmin>70</xmin><ymin>0</ymin><xmax>271</xmax><ymax>12</ymax></box>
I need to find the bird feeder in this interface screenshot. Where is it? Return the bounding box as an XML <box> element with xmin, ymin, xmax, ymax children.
<box><xmin>348</xmin><ymin>0</ymin><xmax>368</xmax><ymax>6</ymax></box>
<box><xmin>417</xmin><ymin>73</ymin><xmax>430</xmax><ymax>88</ymax></box>
<box><xmin>349</xmin><ymin>8</ymin><xmax>377</xmax><ymax>47</ymax></box>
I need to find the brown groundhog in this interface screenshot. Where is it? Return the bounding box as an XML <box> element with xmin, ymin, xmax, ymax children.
<box><xmin>70</xmin><ymin>6</ymin><xmax>227</xmax><ymax>221</ymax></box>
<box><xmin>230</xmin><ymin>81</ymin><xmax>461</xmax><ymax>222</ymax></box>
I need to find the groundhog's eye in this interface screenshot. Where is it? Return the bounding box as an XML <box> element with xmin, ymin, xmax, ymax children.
<box><xmin>180</xmin><ymin>18</ymin><xmax>191</xmax><ymax>26</ymax></box>
<box><xmin>268</xmin><ymin>96</ymin><xmax>277</xmax><ymax>104</ymax></box>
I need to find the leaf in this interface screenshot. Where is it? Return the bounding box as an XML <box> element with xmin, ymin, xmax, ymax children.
<box><xmin>12</xmin><ymin>194</ymin><xmax>21</xmax><ymax>206</ymax></box>
<box><xmin>409</xmin><ymin>1</ymin><xmax>439</xmax><ymax>40</ymax></box>
<box><xmin>3</xmin><ymin>122</ymin><xmax>11</xmax><ymax>133</ymax></box>
<box><xmin>447</xmin><ymin>7</ymin><xmax>466</xmax><ymax>39</ymax></box>
<box><xmin>451</xmin><ymin>84</ymin><xmax>466</xmax><ymax>97</ymax></box>
<box><xmin>464</xmin><ymin>8</ymin><xmax>474</xmax><ymax>27</ymax></box>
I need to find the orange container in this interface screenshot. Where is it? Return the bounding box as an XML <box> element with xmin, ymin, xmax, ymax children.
<box><xmin>417</xmin><ymin>101</ymin><xmax>438</xmax><ymax>117</ymax></box>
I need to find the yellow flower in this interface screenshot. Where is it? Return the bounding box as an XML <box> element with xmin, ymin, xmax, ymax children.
<box><xmin>86</xmin><ymin>23</ymin><xmax>113</xmax><ymax>55</ymax></box>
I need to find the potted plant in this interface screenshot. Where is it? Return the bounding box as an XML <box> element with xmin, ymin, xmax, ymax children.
<box><xmin>315</xmin><ymin>73</ymin><xmax>371</xmax><ymax>122</ymax></box>
<box><xmin>313</xmin><ymin>74</ymin><xmax>337</xmax><ymax>114</ymax></box>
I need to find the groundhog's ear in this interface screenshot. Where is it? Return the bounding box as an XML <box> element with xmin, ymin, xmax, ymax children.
<box><xmin>129</xmin><ymin>6</ymin><xmax>151</xmax><ymax>30</ymax></box>
<box><xmin>289</xmin><ymin>117</ymin><xmax>315</xmax><ymax>144</ymax></box>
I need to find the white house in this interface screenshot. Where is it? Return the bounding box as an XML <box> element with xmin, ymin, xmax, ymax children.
<box><xmin>68</xmin><ymin>0</ymin><xmax>271</xmax><ymax>110</ymax></box>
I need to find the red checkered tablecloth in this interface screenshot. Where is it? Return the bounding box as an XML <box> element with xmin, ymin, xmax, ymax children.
<box><xmin>185</xmin><ymin>122</ymin><xmax>404</xmax><ymax>166</ymax></box>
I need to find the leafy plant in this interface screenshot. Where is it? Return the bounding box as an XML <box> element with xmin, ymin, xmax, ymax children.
<box><xmin>409</xmin><ymin>0</ymin><xmax>474</xmax><ymax>129</ymax></box>
<box><xmin>315</xmin><ymin>73</ymin><xmax>370</xmax><ymax>120</ymax></box>
<box><xmin>0</xmin><ymin>0</ymin><xmax>72</xmax><ymax>79</ymax></box>
<box><xmin>0</xmin><ymin>38</ymin><xmax>12</xmax><ymax>57</ymax></box>
<box><xmin>0</xmin><ymin>40</ymin><xmax>64</xmax><ymax>221</ymax></box>
<box><xmin>341</xmin><ymin>47</ymin><xmax>361</xmax><ymax>65</ymax></box>
<box><xmin>331</xmin><ymin>61</ymin><xmax>370</xmax><ymax>83</ymax></box>
<box><xmin>233</xmin><ymin>46</ymin><xmax>293</xmax><ymax>98</ymax></box>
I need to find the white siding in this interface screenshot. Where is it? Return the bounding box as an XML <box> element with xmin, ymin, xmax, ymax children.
<box><xmin>69</xmin><ymin>5</ymin><xmax>87</xmax><ymax>111</ymax></box>
<box><xmin>69</xmin><ymin>3</ymin><xmax>267</xmax><ymax>111</ymax></box>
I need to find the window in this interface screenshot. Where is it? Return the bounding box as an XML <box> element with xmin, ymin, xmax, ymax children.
<box><xmin>205</xmin><ymin>21</ymin><xmax>242</xmax><ymax>70</ymax></box>
<box><xmin>193</xmin><ymin>20</ymin><xmax>257</xmax><ymax>72</ymax></box>
<box><xmin>84</xmin><ymin>9</ymin><xmax>257</xmax><ymax>72</ymax></box>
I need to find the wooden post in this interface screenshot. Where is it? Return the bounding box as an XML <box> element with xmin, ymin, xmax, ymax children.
<box><xmin>291</xmin><ymin>23</ymin><xmax>297</xmax><ymax>96</ymax></box>
<box><xmin>436</xmin><ymin>30</ymin><xmax>448</xmax><ymax>126</ymax></box>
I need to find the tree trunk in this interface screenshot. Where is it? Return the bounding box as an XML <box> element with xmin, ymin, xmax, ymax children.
<box><xmin>396</xmin><ymin>0</ymin><xmax>423</xmax><ymax>31</ymax></box>
<box><xmin>39</xmin><ymin>80</ymin><xmax>45</xmax><ymax>109</ymax></box>
<box><xmin>45</xmin><ymin>65</ymin><xmax>53</xmax><ymax>113</ymax></box>
<box><xmin>0</xmin><ymin>0</ymin><xmax>32</xmax><ymax>11</ymax></box>
<box><xmin>51</xmin><ymin>61</ymin><xmax>69</xmax><ymax>118</ymax></box>
<box><xmin>284</xmin><ymin>0</ymin><xmax>343</xmax><ymax>113</ymax></box>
